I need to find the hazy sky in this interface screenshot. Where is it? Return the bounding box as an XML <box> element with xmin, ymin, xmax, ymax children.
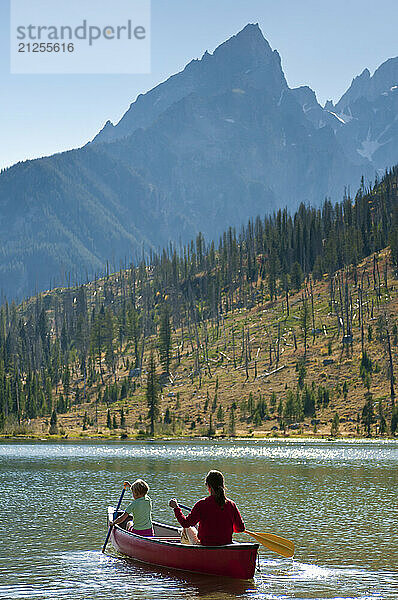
<box><xmin>1</xmin><ymin>0</ymin><xmax>397</xmax><ymax>170</ymax></box>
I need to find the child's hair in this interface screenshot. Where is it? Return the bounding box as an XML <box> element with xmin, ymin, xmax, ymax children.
<box><xmin>205</xmin><ymin>470</ymin><xmax>226</xmax><ymax>507</ymax></box>
<box><xmin>132</xmin><ymin>479</ymin><xmax>149</xmax><ymax>496</ymax></box>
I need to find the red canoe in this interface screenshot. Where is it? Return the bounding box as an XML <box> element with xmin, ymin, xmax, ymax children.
<box><xmin>107</xmin><ymin>507</ymin><xmax>259</xmax><ymax>579</ymax></box>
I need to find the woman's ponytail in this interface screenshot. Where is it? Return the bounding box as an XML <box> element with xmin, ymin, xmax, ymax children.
<box><xmin>205</xmin><ymin>470</ymin><xmax>226</xmax><ymax>507</ymax></box>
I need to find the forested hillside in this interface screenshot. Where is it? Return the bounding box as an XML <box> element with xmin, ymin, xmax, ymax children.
<box><xmin>1</xmin><ymin>167</ymin><xmax>398</xmax><ymax>438</ymax></box>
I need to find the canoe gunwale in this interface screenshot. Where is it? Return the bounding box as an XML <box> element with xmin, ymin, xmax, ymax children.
<box><xmin>117</xmin><ymin>522</ymin><xmax>259</xmax><ymax>550</ymax></box>
<box><xmin>107</xmin><ymin>506</ymin><xmax>259</xmax><ymax>551</ymax></box>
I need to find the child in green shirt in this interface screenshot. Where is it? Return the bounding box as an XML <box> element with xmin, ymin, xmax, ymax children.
<box><xmin>111</xmin><ymin>479</ymin><xmax>153</xmax><ymax>536</ymax></box>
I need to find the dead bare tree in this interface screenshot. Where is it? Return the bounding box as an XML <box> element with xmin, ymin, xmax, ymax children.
<box><xmin>376</xmin><ymin>313</ymin><xmax>396</xmax><ymax>404</ymax></box>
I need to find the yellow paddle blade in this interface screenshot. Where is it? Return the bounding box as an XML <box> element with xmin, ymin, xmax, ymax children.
<box><xmin>244</xmin><ymin>530</ymin><xmax>295</xmax><ymax>558</ymax></box>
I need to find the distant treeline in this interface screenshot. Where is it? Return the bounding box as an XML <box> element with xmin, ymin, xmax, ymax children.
<box><xmin>1</xmin><ymin>166</ymin><xmax>398</xmax><ymax>428</ymax></box>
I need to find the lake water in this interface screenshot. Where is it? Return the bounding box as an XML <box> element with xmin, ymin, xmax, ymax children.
<box><xmin>0</xmin><ymin>439</ymin><xmax>397</xmax><ymax>600</ymax></box>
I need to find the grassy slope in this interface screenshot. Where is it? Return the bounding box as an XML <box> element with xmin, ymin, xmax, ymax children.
<box><xmin>14</xmin><ymin>247</ymin><xmax>398</xmax><ymax>440</ymax></box>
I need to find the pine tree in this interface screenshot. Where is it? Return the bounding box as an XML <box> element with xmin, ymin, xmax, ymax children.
<box><xmin>302</xmin><ymin>384</ymin><xmax>316</xmax><ymax>417</ymax></box>
<box><xmin>57</xmin><ymin>393</ymin><xmax>67</xmax><ymax>414</ymax></box>
<box><xmin>297</xmin><ymin>362</ymin><xmax>306</xmax><ymax>389</ymax></box>
<box><xmin>62</xmin><ymin>364</ymin><xmax>70</xmax><ymax>400</ymax></box>
<box><xmin>229</xmin><ymin>403</ymin><xmax>236</xmax><ymax>436</ymax></box>
<box><xmin>331</xmin><ymin>412</ymin><xmax>339</xmax><ymax>436</ymax></box>
<box><xmin>120</xmin><ymin>407</ymin><xmax>126</xmax><ymax>429</ymax></box>
<box><xmin>146</xmin><ymin>350</ymin><xmax>159</xmax><ymax>435</ymax></box>
<box><xmin>208</xmin><ymin>413</ymin><xmax>214</xmax><ymax>437</ymax></box>
<box><xmin>291</xmin><ymin>262</ymin><xmax>304</xmax><ymax>291</ymax></box>
<box><xmin>49</xmin><ymin>409</ymin><xmax>58</xmax><ymax>435</ymax></box>
<box><xmin>164</xmin><ymin>407</ymin><xmax>172</xmax><ymax>424</ymax></box>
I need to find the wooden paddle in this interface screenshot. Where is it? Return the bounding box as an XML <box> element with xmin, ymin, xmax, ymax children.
<box><xmin>102</xmin><ymin>487</ymin><xmax>126</xmax><ymax>553</ymax></box>
<box><xmin>178</xmin><ymin>503</ymin><xmax>294</xmax><ymax>558</ymax></box>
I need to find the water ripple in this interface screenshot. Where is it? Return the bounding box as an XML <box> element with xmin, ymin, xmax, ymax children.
<box><xmin>1</xmin><ymin>441</ymin><xmax>397</xmax><ymax>600</ymax></box>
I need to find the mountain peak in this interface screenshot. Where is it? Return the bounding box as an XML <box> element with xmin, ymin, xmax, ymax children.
<box><xmin>195</xmin><ymin>23</ymin><xmax>286</xmax><ymax>95</ymax></box>
<box><xmin>335</xmin><ymin>68</ymin><xmax>371</xmax><ymax>112</ymax></box>
<box><xmin>234</xmin><ymin>22</ymin><xmax>265</xmax><ymax>41</ymax></box>
<box><xmin>359</xmin><ymin>68</ymin><xmax>371</xmax><ymax>79</ymax></box>
<box><xmin>91</xmin><ymin>119</ymin><xmax>115</xmax><ymax>143</ymax></box>
<box><xmin>212</xmin><ymin>22</ymin><xmax>274</xmax><ymax>64</ymax></box>
<box><xmin>335</xmin><ymin>58</ymin><xmax>398</xmax><ymax>112</ymax></box>
<box><xmin>92</xmin><ymin>23</ymin><xmax>287</xmax><ymax>144</ymax></box>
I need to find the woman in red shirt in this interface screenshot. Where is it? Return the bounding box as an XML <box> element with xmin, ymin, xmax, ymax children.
<box><xmin>169</xmin><ymin>470</ymin><xmax>245</xmax><ymax>546</ymax></box>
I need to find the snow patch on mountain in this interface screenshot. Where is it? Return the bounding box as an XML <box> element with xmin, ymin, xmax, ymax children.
<box><xmin>327</xmin><ymin>110</ymin><xmax>353</xmax><ymax>125</ymax></box>
<box><xmin>328</xmin><ymin>111</ymin><xmax>346</xmax><ymax>124</ymax></box>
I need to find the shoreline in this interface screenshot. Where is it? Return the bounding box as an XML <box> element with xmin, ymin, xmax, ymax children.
<box><xmin>1</xmin><ymin>433</ymin><xmax>396</xmax><ymax>443</ymax></box>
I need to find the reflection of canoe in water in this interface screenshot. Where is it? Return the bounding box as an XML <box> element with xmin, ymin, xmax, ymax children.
<box><xmin>107</xmin><ymin>507</ymin><xmax>259</xmax><ymax>580</ymax></box>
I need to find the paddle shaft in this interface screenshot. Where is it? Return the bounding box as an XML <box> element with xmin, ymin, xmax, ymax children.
<box><xmin>102</xmin><ymin>488</ymin><xmax>125</xmax><ymax>553</ymax></box>
<box><xmin>178</xmin><ymin>502</ymin><xmax>294</xmax><ymax>557</ymax></box>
